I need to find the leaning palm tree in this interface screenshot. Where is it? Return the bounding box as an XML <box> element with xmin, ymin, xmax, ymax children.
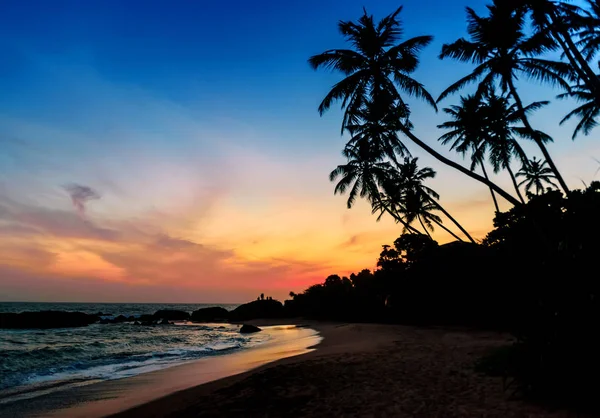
<box><xmin>438</xmin><ymin>94</ymin><xmax>502</xmax><ymax>212</ymax></box>
<box><xmin>310</xmin><ymin>6</ymin><xmax>522</xmax><ymax>207</ymax></box>
<box><xmin>559</xmin><ymin>82</ymin><xmax>600</xmax><ymax>138</ymax></box>
<box><xmin>510</xmin><ymin>0</ymin><xmax>600</xmax><ymax>100</ymax></box>
<box><xmin>439</xmin><ymin>1</ymin><xmax>572</xmax><ymax>194</ymax></box>
<box><xmin>386</xmin><ymin>157</ymin><xmax>476</xmax><ymax>243</ymax></box>
<box><xmin>329</xmin><ymin>143</ymin><xmax>421</xmax><ymax>235</ymax></box>
<box><xmin>517</xmin><ymin>157</ymin><xmax>560</xmax><ymax>195</ymax></box>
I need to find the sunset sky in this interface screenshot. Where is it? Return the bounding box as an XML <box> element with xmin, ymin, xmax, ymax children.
<box><xmin>1</xmin><ymin>0</ymin><xmax>599</xmax><ymax>303</ymax></box>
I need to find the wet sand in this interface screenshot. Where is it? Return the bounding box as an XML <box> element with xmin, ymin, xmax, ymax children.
<box><xmin>113</xmin><ymin>321</ymin><xmax>591</xmax><ymax>418</ymax></box>
<box><xmin>0</xmin><ymin>324</ymin><xmax>320</xmax><ymax>418</ymax></box>
<box><xmin>3</xmin><ymin>322</ymin><xmax>592</xmax><ymax>418</ymax></box>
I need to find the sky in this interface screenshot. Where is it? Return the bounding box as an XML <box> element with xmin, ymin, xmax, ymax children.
<box><xmin>1</xmin><ymin>0</ymin><xmax>599</xmax><ymax>303</ymax></box>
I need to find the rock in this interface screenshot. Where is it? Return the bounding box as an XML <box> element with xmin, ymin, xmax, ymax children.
<box><xmin>159</xmin><ymin>318</ymin><xmax>172</xmax><ymax>325</ymax></box>
<box><xmin>152</xmin><ymin>310</ymin><xmax>190</xmax><ymax>321</ymax></box>
<box><xmin>99</xmin><ymin>319</ymin><xmax>111</xmax><ymax>324</ymax></box>
<box><xmin>229</xmin><ymin>299</ymin><xmax>284</xmax><ymax>322</ymax></box>
<box><xmin>127</xmin><ymin>316</ymin><xmax>136</xmax><ymax>321</ymax></box>
<box><xmin>141</xmin><ymin>320</ymin><xmax>155</xmax><ymax>326</ymax></box>
<box><xmin>190</xmin><ymin>307</ymin><xmax>230</xmax><ymax>322</ymax></box>
<box><xmin>138</xmin><ymin>314</ymin><xmax>154</xmax><ymax>322</ymax></box>
<box><xmin>240</xmin><ymin>324</ymin><xmax>262</xmax><ymax>334</ymax></box>
<box><xmin>113</xmin><ymin>315</ymin><xmax>128</xmax><ymax>322</ymax></box>
<box><xmin>0</xmin><ymin>311</ymin><xmax>99</xmax><ymax>329</ymax></box>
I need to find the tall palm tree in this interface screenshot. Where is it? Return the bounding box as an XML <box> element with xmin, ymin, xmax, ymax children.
<box><xmin>310</xmin><ymin>7</ymin><xmax>522</xmax><ymax>207</ymax></box>
<box><xmin>329</xmin><ymin>143</ymin><xmax>422</xmax><ymax>235</ymax></box>
<box><xmin>517</xmin><ymin>157</ymin><xmax>560</xmax><ymax>195</ymax></box>
<box><xmin>438</xmin><ymin>94</ymin><xmax>502</xmax><ymax>212</ymax></box>
<box><xmin>573</xmin><ymin>0</ymin><xmax>600</xmax><ymax>63</ymax></box>
<box><xmin>439</xmin><ymin>1</ymin><xmax>572</xmax><ymax>194</ymax></box>
<box><xmin>509</xmin><ymin>0</ymin><xmax>600</xmax><ymax>99</ymax></box>
<box><xmin>386</xmin><ymin>157</ymin><xmax>476</xmax><ymax>243</ymax></box>
<box><xmin>308</xmin><ymin>7</ymin><xmax>436</xmax><ymax>132</ymax></box>
<box><xmin>559</xmin><ymin>81</ymin><xmax>600</xmax><ymax>138</ymax></box>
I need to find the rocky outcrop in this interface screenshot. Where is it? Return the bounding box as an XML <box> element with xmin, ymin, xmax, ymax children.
<box><xmin>152</xmin><ymin>310</ymin><xmax>190</xmax><ymax>321</ymax></box>
<box><xmin>239</xmin><ymin>324</ymin><xmax>262</xmax><ymax>334</ymax></box>
<box><xmin>0</xmin><ymin>311</ymin><xmax>99</xmax><ymax>329</ymax></box>
<box><xmin>229</xmin><ymin>299</ymin><xmax>284</xmax><ymax>322</ymax></box>
<box><xmin>190</xmin><ymin>307</ymin><xmax>230</xmax><ymax>322</ymax></box>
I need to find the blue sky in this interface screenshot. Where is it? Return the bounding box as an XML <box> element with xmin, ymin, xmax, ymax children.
<box><xmin>1</xmin><ymin>0</ymin><xmax>599</xmax><ymax>302</ymax></box>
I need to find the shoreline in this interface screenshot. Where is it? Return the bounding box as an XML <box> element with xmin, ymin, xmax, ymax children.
<box><xmin>0</xmin><ymin>322</ymin><xmax>321</xmax><ymax>418</ymax></box>
<box><xmin>111</xmin><ymin>322</ymin><xmax>590</xmax><ymax>418</ymax></box>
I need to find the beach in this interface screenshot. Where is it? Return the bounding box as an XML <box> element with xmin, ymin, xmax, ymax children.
<box><xmin>2</xmin><ymin>321</ymin><xmax>591</xmax><ymax>418</ymax></box>
<box><xmin>112</xmin><ymin>321</ymin><xmax>591</xmax><ymax>418</ymax></box>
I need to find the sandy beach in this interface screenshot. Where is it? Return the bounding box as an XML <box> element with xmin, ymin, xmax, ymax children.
<box><xmin>3</xmin><ymin>321</ymin><xmax>592</xmax><ymax>418</ymax></box>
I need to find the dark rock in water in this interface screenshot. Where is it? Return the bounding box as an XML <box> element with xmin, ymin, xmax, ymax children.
<box><xmin>229</xmin><ymin>299</ymin><xmax>284</xmax><ymax>321</ymax></box>
<box><xmin>138</xmin><ymin>314</ymin><xmax>154</xmax><ymax>322</ymax></box>
<box><xmin>99</xmin><ymin>318</ymin><xmax>111</xmax><ymax>324</ymax></box>
<box><xmin>240</xmin><ymin>324</ymin><xmax>261</xmax><ymax>334</ymax></box>
<box><xmin>134</xmin><ymin>321</ymin><xmax>141</xmax><ymax>325</ymax></box>
<box><xmin>0</xmin><ymin>311</ymin><xmax>99</xmax><ymax>329</ymax></box>
<box><xmin>141</xmin><ymin>320</ymin><xmax>155</xmax><ymax>326</ymax></box>
<box><xmin>127</xmin><ymin>316</ymin><xmax>136</xmax><ymax>321</ymax></box>
<box><xmin>159</xmin><ymin>318</ymin><xmax>172</xmax><ymax>325</ymax></box>
<box><xmin>190</xmin><ymin>307</ymin><xmax>230</xmax><ymax>322</ymax></box>
<box><xmin>152</xmin><ymin>309</ymin><xmax>190</xmax><ymax>321</ymax></box>
<box><xmin>113</xmin><ymin>315</ymin><xmax>128</xmax><ymax>322</ymax></box>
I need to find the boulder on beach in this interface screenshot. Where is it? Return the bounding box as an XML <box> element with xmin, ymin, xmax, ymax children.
<box><xmin>229</xmin><ymin>299</ymin><xmax>284</xmax><ymax>322</ymax></box>
<box><xmin>190</xmin><ymin>307</ymin><xmax>230</xmax><ymax>322</ymax></box>
<box><xmin>152</xmin><ymin>309</ymin><xmax>190</xmax><ymax>321</ymax></box>
<box><xmin>0</xmin><ymin>311</ymin><xmax>99</xmax><ymax>329</ymax></box>
<box><xmin>240</xmin><ymin>324</ymin><xmax>262</xmax><ymax>334</ymax></box>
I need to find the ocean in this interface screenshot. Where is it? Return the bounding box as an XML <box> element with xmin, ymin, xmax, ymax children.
<box><xmin>0</xmin><ymin>302</ymin><xmax>273</xmax><ymax>404</ymax></box>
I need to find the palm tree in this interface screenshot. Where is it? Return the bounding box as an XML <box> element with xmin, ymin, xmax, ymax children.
<box><xmin>519</xmin><ymin>0</ymin><xmax>600</xmax><ymax>101</ymax></box>
<box><xmin>385</xmin><ymin>157</ymin><xmax>476</xmax><ymax>243</ymax></box>
<box><xmin>438</xmin><ymin>94</ymin><xmax>502</xmax><ymax>212</ymax></box>
<box><xmin>308</xmin><ymin>6</ymin><xmax>436</xmax><ymax>132</ymax></box>
<box><xmin>439</xmin><ymin>1</ymin><xmax>571</xmax><ymax>194</ymax></box>
<box><xmin>573</xmin><ymin>0</ymin><xmax>600</xmax><ymax>63</ymax></box>
<box><xmin>310</xmin><ymin>7</ymin><xmax>522</xmax><ymax>207</ymax></box>
<box><xmin>329</xmin><ymin>143</ymin><xmax>421</xmax><ymax>235</ymax></box>
<box><xmin>559</xmin><ymin>81</ymin><xmax>600</xmax><ymax>138</ymax></box>
<box><xmin>517</xmin><ymin>157</ymin><xmax>560</xmax><ymax>195</ymax></box>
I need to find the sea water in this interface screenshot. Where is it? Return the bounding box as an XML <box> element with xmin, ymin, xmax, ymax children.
<box><xmin>0</xmin><ymin>302</ymin><xmax>270</xmax><ymax>404</ymax></box>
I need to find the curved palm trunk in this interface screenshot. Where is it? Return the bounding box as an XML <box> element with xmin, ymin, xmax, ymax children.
<box><xmin>377</xmin><ymin>197</ymin><xmax>423</xmax><ymax>235</ymax></box>
<box><xmin>506</xmin><ymin>164</ymin><xmax>526</xmax><ymax>204</ymax></box>
<box><xmin>427</xmin><ymin>198</ymin><xmax>476</xmax><ymax>244</ymax></box>
<box><xmin>430</xmin><ymin>216</ymin><xmax>465</xmax><ymax>242</ymax></box>
<box><xmin>506</xmin><ymin>79</ymin><xmax>570</xmax><ymax>195</ymax></box>
<box><xmin>398</xmin><ymin>126</ymin><xmax>522</xmax><ymax>206</ymax></box>
<box><xmin>480</xmin><ymin>161</ymin><xmax>500</xmax><ymax>212</ymax></box>
<box><xmin>549</xmin><ymin>17</ymin><xmax>600</xmax><ymax>103</ymax></box>
<box><xmin>417</xmin><ymin>216</ymin><xmax>434</xmax><ymax>239</ymax></box>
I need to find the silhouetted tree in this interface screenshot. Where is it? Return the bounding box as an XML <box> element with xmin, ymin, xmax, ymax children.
<box><xmin>439</xmin><ymin>1</ymin><xmax>571</xmax><ymax>194</ymax></box>
<box><xmin>516</xmin><ymin>157</ymin><xmax>559</xmax><ymax>195</ymax></box>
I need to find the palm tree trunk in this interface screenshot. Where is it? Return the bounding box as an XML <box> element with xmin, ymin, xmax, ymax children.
<box><xmin>480</xmin><ymin>161</ymin><xmax>500</xmax><ymax>212</ymax></box>
<box><xmin>398</xmin><ymin>126</ymin><xmax>522</xmax><ymax>206</ymax></box>
<box><xmin>549</xmin><ymin>18</ymin><xmax>600</xmax><ymax>103</ymax></box>
<box><xmin>506</xmin><ymin>164</ymin><xmax>526</xmax><ymax>204</ymax></box>
<box><xmin>430</xmin><ymin>217</ymin><xmax>465</xmax><ymax>242</ymax></box>
<box><xmin>427</xmin><ymin>198</ymin><xmax>476</xmax><ymax>244</ymax></box>
<box><xmin>377</xmin><ymin>197</ymin><xmax>423</xmax><ymax>235</ymax></box>
<box><xmin>506</xmin><ymin>79</ymin><xmax>570</xmax><ymax>195</ymax></box>
<box><xmin>418</xmin><ymin>216</ymin><xmax>434</xmax><ymax>239</ymax></box>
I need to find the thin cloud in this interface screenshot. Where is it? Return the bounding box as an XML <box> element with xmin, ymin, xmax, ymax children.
<box><xmin>63</xmin><ymin>183</ymin><xmax>101</xmax><ymax>216</ymax></box>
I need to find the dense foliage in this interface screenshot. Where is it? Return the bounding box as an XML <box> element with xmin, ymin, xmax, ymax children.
<box><xmin>307</xmin><ymin>0</ymin><xmax>600</xmax><ymax>409</ymax></box>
